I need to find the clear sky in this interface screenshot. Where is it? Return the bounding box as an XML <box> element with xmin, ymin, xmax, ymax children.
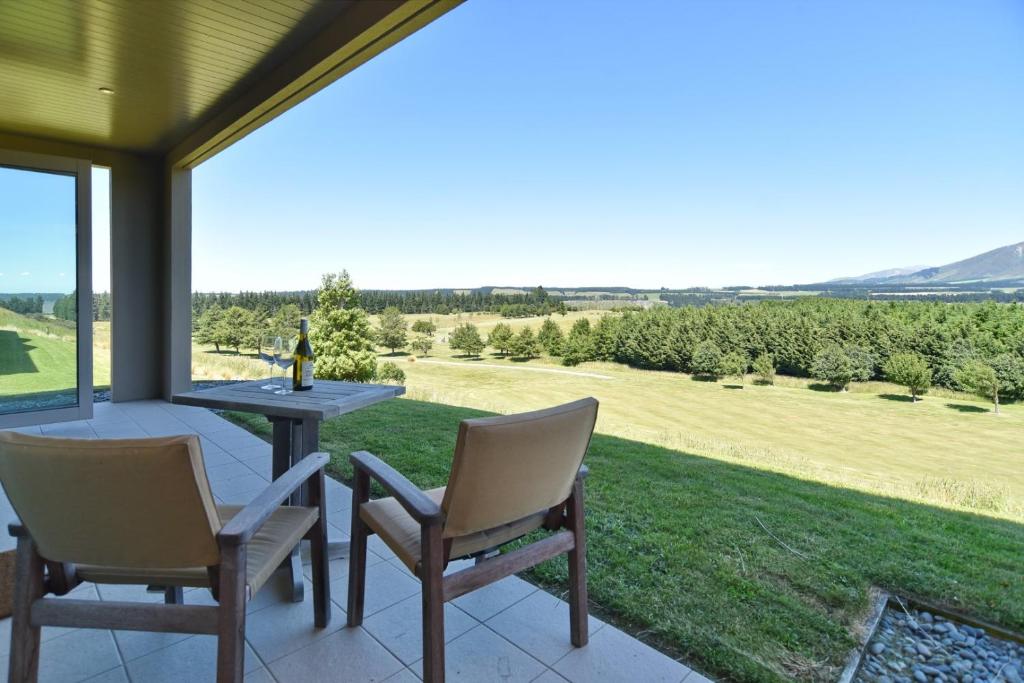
<box><xmin>184</xmin><ymin>0</ymin><xmax>1020</xmax><ymax>290</ymax></box>
<box><xmin>0</xmin><ymin>167</ymin><xmax>77</xmax><ymax>294</ymax></box>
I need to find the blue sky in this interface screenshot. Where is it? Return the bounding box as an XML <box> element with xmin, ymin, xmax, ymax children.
<box><xmin>0</xmin><ymin>167</ymin><xmax>77</xmax><ymax>294</ymax></box>
<box><xmin>91</xmin><ymin>1</ymin><xmax>1024</xmax><ymax>291</ymax></box>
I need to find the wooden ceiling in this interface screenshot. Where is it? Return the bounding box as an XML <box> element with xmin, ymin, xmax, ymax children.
<box><xmin>0</xmin><ymin>0</ymin><xmax>357</xmax><ymax>153</ymax></box>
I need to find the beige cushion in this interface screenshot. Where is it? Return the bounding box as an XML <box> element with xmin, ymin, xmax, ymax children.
<box><xmin>361</xmin><ymin>488</ymin><xmax>546</xmax><ymax>573</ymax></box>
<box><xmin>441</xmin><ymin>398</ymin><xmax>598</xmax><ymax>538</ymax></box>
<box><xmin>0</xmin><ymin>432</ymin><xmax>222</xmax><ymax>568</ymax></box>
<box><xmin>77</xmin><ymin>505</ymin><xmax>318</xmax><ymax>596</ymax></box>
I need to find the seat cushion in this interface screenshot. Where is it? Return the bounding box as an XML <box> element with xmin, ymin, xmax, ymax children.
<box><xmin>77</xmin><ymin>505</ymin><xmax>318</xmax><ymax>597</ymax></box>
<box><xmin>360</xmin><ymin>487</ymin><xmax>547</xmax><ymax>573</ymax></box>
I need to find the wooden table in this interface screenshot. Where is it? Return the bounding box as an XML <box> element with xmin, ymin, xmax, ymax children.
<box><xmin>172</xmin><ymin>379</ymin><xmax>405</xmax><ymax>601</ymax></box>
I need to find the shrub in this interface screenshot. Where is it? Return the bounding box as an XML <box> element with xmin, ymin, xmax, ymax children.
<box><xmin>374</xmin><ymin>361</ymin><xmax>406</xmax><ymax>385</ymax></box>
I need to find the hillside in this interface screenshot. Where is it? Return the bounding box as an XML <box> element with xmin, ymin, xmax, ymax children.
<box><xmin>840</xmin><ymin>240</ymin><xmax>1024</xmax><ymax>284</ymax></box>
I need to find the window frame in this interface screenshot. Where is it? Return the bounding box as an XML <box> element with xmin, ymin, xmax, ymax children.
<box><xmin>0</xmin><ymin>148</ymin><xmax>92</xmax><ymax>428</ymax></box>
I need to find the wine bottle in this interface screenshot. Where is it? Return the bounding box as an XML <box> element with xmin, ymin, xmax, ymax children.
<box><xmin>292</xmin><ymin>318</ymin><xmax>315</xmax><ymax>391</ymax></box>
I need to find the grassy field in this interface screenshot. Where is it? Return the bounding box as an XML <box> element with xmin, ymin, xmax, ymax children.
<box><xmin>0</xmin><ymin>309</ymin><xmax>110</xmax><ymax>402</ymax></box>
<box><xmin>227</xmin><ymin>399</ymin><xmax>1024</xmax><ymax>682</ymax></box>
<box><xmin>194</xmin><ymin>311</ymin><xmax>1023</xmax><ymax>518</ymax></box>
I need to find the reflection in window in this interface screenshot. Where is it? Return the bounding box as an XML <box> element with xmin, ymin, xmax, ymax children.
<box><xmin>0</xmin><ymin>165</ymin><xmax>78</xmax><ymax>415</ymax></box>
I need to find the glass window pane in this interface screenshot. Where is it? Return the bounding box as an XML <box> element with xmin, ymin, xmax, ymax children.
<box><xmin>0</xmin><ymin>165</ymin><xmax>79</xmax><ymax>415</ymax></box>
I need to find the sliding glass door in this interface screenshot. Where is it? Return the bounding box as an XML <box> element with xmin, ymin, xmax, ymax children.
<box><xmin>0</xmin><ymin>150</ymin><xmax>91</xmax><ymax>427</ymax></box>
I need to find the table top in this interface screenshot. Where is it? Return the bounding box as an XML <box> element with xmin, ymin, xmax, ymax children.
<box><xmin>171</xmin><ymin>379</ymin><xmax>405</xmax><ymax>421</ymax></box>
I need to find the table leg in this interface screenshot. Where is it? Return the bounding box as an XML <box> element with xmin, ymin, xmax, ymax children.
<box><xmin>298</xmin><ymin>418</ymin><xmax>351</xmax><ymax>560</ymax></box>
<box><xmin>270</xmin><ymin>417</ymin><xmax>304</xmax><ymax>603</ymax></box>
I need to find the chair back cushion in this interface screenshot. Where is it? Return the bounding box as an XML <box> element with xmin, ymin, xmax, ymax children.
<box><xmin>441</xmin><ymin>398</ymin><xmax>598</xmax><ymax>538</ymax></box>
<box><xmin>0</xmin><ymin>432</ymin><xmax>222</xmax><ymax>568</ymax></box>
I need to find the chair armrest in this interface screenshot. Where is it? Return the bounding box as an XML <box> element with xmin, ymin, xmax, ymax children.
<box><xmin>578</xmin><ymin>464</ymin><xmax>589</xmax><ymax>480</ymax></box>
<box><xmin>218</xmin><ymin>452</ymin><xmax>329</xmax><ymax>547</ymax></box>
<box><xmin>350</xmin><ymin>451</ymin><xmax>442</xmax><ymax>524</ymax></box>
<box><xmin>8</xmin><ymin>519</ymin><xmax>27</xmax><ymax>538</ymax></box>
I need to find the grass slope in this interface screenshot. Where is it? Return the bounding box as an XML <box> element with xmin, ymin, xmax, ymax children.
<box><xmin>226</xmin><ymin>400</ymin><xmax>1024</xmax><ymax>682</ymax></box>
<box><xmin>0</xmin><ymin>310</ymin><xmax>111</xmax><ymax>400</ymax></box>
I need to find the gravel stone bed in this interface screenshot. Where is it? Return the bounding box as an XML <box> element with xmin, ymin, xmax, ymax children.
<box><xmin>856</xmin><ymin>605</ymin><xmax>1024</xmax><ymax>683</ymax></box>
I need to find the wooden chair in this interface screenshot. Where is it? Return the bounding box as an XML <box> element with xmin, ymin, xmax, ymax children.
<box><xmin>347</xmin><ymin>397</ymin><xmax>599</xmax><ymax>682</ymax></box>
<box><xmin>0</xmin><ymin>432</ymin><xmax>331</xmax><ymax>683</ymax></box>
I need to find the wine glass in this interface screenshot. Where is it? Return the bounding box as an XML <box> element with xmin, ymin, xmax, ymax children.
<box><xmin>274</xmin><ymin>337</ymin><xmax>296</xmax><ymax>395</ymax></box>
<box><xmin>259</xmin><ymin>335</ymin><xmax>278</xmax><ymax>390</ymax></box>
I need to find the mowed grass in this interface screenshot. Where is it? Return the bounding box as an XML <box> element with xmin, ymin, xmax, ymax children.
<box><xmin>0</xmin><ymin>308</ymin><xmax>110</xmax><ymax>398</ymax></box>
<box><xmin>195</xmin><ymin>310</ymin><xmax>1023</xmax><ymax>518</ymax></box>
<box><xmin>394</xmin><ymin>351</ymin><xmax>1024</xmax><ymax>519</ymax></box>
<box><xmin>227</xmin><ymin>399</ymin><xmax>1024</xmax><ymax>682</ymax></box>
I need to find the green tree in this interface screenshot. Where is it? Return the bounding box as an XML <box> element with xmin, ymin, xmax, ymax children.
<box><xmin>537</xmin><ymin>318</ymin><xmax>565</xmax><ymax>356</ymax></box>
<box><xmin>509</xmin><ymin>326</ymin><xmax>541</xmax><ymax>359</ymax></box>
<box><xmin>752</xmin><ymin>353</ymin><xmax>776</xmax><ymax>386</ymax></box>
<box><xmin>220</xmin><ymin>306</ymin><xmax>257</xmax><ymax>354</ymax></box>
<box><xmin>883</xmin><ymin>353</ymin><xmax>931</xmax><ymax>402</ymax></box>
<box><xmin>811</xmin><ymin>345</ymin><xmax>854</xmax><ymax>391</ymax></box>
<box><xmin>956</xmin><ymin>360</ymin><xmax>1001</xmax><ymax>414</ymax></box>
<box><xmin>194</xmin><ymin>304</ymin><xmax>225</xmax><ymax>353</ymax></box>
<box><xmin>450</xmin><ymin>323</ymin><xmax>485</xmax><ymax>357</ymax></box>
<box><xmin>845</xmin><ymin>345</ymin><xmax>877</xmax><ymax>382</ymax></box>
<box><xmin>269</xmin><ymin>303</ymin><xmax>302</xmax><ymax>338</ymax></box>
<box><xmin>374</xmin><ymin>360</ymin><xmax>406</xmax><ymax>385</ymax></box>
<box><xmin>308</xmin><ymin>271</ymin><xmax>377</xmax><ymax>382</ymax></box>
<box><xmin>410</xmin><ymin>334</ymin><xmax>433</xmax><ymax>356</ymax></box>
<box><xmin>690</xmin><ymin>340</ymin><xmax>723</xmax><ymax>379</ymax></box>
<box><xmin>718</xmin><ymin>351</ymin><xmax>749</xmax><ymax>385</ymax></box>
<box><xmin>411</xmin><ymin>319</ymin><xmax>437</xmax><ymax>335</ymax></box>
<box><xmin>991</xmin><ymin>353</ymin><xmax>1024</xmax><ymax>401</ymax></box>
<box><xmin>562</xmin><ymin>318</ymin><xmax>594</xmax><ymax>366</ymax></box>
<box><xmin>376</xmin><ymin>306</ymin><xmax>408</xmax><ymax>354</ymax></box>
<box><xmin>487</xmin><ymin>323</ymin><xmax>514</xmax><ymax>356</ymax></box>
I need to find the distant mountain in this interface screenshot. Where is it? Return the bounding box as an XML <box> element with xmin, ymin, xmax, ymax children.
<box><xmin>829</xmin><ymin>266</ymin><xmax>930</xmax><ymax>284</ymax></box>
<box><xmin>834</xmin><ymin>241</ymin><xmax>1024</xmax><ymax>285</ymax></box>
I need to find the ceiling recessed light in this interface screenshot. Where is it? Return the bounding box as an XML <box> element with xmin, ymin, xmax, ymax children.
<box><xmin>98</xmin><ymin>87</ymin><xmax>115</xmax><ymax>95</ymax></box>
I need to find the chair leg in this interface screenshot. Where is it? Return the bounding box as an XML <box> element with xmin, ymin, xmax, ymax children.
<box><xmin>216</xmin><ymin>545</ymin><xmax>247</xmax><ymax>683</ymax></box>
<box><xmin>347</xmin><ymin>469</ymin><xmax>370</xmax><ymax>627</ymax></box>
<box><xmin>421</xmin><ymin>523</ymin><xmax>445</xmax><ymax>683</ymax></box>
<box><xmin>567</xmin><ymin>476</ymin><xmax>589</xmax><ymax>647</ymax></box>
<box><xmin>9</xmin><ymin>535</ymin><xmax>44</xmax><ymax>683</ymax></box>
<box><xmin>309</xmin><ymin>469</ymin><xmax>331</xmax><ymax>628</ymax></box>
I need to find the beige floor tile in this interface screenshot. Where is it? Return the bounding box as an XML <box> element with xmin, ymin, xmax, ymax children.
<box><xmin>451</xmin><ymin>576</ymin><xmax>537</xmax><ymax>622</ymax></box>
<box><xmin>409</xmin><ymin>625</ymin><xmax>546</xmax><ymax>682</ymax></box>
<box><xmin>486</xmin><ymin>589</ymin><xmax>604</xmax><ymax>666</ymax></box>
<box><xmin>269</xmin><ymin>627</ymin><xmax>404</xmax><ymax>682</ymax></box>
<box><xmin>552</xmin><ymin>626</ymin><xmax>691</xmax><ymax>683</ymax></box>
<box><xmin>362</xmin><ymin>593</ymin><xmax>478</xmax><ymax>665</ymax></box>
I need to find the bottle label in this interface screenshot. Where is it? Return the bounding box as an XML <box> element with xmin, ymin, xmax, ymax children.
<box><xmin>302</xmin><ymin>360</ymin><xmax>314</xmax><ymax>387</ymax></box>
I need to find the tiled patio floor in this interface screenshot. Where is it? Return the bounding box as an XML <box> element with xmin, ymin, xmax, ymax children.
<box><xmin>0</xmin><ymin>400</ymin><xmax>710</xmax><ymax>682</ymax></box>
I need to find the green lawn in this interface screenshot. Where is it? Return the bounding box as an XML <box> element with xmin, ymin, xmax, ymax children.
<box><xmin>0</xmin><ymin>310</ymin><xmax>110</xmax><ymax>402</ymax></box>
<box><xmin>394</xmin><ymin>349</ymin><xmax>1023</xmax><ymax>519</ymax></box>
<box><xmin>226</xmin><ymin>399</ymin><xmax>1024</xmax><ymax>682</ymax></box>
